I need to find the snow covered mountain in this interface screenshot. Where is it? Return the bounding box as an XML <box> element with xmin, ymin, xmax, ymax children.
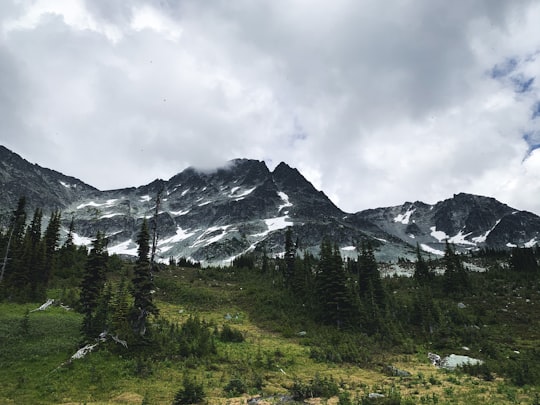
<box><xmin>352</xmin><ymin>193</ymin><xmax>540</xmax><ymax>256</ymax></box>
<box><xmin>1</xmin><ymin>146</ymin><xmax>539</xmax><ymax>264</ymax></box>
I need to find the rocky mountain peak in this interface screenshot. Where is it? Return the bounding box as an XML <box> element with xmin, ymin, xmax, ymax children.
<box><xmin>1</xmin><ymin>145</ymin><xmax>539</xmax><ymax>264</ymax></box>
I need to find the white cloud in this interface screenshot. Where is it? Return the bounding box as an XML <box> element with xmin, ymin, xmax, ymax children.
<box><xmin>1</xmin><ymin>0</ymin><xmax>540</xmax><ymax>214</ymax></box>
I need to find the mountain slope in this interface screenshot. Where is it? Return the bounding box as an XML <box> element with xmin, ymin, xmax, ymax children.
<box><xmin>0</xmin><ymin>145</ymin><xmax>538</xmax><ymax>263</ymax></box>
<box><xmin>352</xmin><ymin>193</ymin><xmax>540</xmax><ymax>256</ymax></box>
<box><xmin>0</xmin><ymin>146</ymin><xmax>97</xmax><ymax>217</ymax></box>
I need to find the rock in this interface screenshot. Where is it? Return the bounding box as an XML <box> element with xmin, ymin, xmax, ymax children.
<box><xmin>368</xmin><ymin>393</ymin><xmax>385</xmax><ymax>399</ymax></box>
<box><xmin>440</xmin><ymin>354</ymin><xmax>483</xmax><ymax>370</ymax></box>
<box><xmin>386</xmin><ymin>365</ymin><xmax>412</xmax><ymax>377</ymax></box>
<box><xmin>428</xmin><ymin>352</ymin><xmax>441</xmax><ymax>366</ymax></box>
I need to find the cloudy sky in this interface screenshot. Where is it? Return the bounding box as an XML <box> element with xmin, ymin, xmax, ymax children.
<box><xmin>1</xmin><ymin>1</ymin><xmax>540</xmax><ymax>215</ymax></box>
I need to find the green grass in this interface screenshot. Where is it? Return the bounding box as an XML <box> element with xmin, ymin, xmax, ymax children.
<box><xmin>1</xmin><ymin>266</ymin><xmax>540</xmax><ymax>404</ymax></box>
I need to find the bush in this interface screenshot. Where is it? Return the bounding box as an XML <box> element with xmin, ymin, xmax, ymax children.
<box><xmin>219</xmin><ymin>324</ymin><xmax>244</xmax><ymax>343</ymax></box>
<box><xmin>224</xmin><ymin>378</ymin><xmax>247</xmax><ymax>397</ymax></box>
<box><xmin>290</xmin><ymin>374</ymin><xmax>339</xmax><ymax>400</ymax></box>
<box><xmin>173</xmin><ymin>376</ymin><xmax>205</xmax><ymax>405</ymax></box>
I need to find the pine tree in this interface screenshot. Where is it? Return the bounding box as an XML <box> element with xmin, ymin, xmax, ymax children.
<box><xmin>261</xmin><ymin>245</ymin><xmax>269</xmax><ymax>274</ymax></box>
<box><xmin>56</xmin><ymin>218</ymin><xmax>87</xmax><ymax>280</ymax></box>
<box><xmin>1</xmin><ymin>197</ymin><xmax>27</xmax><ymax>288</ymax></box>
<box><xmin>357</xmin><ymin>241</ymin><xmax>386</xmax><ymax>332</ymax></box>
<box><xmin>442</xmin><ymin>242</ymin><xmax>469</xmax><ymax>294</ymax></box>
<box><xmin>131</xmin><ymin>219</ymin><xmax>158</xmax><ymax>336</ymax></box>
<box><xmin>315</xmin><ymin>239</ymin><xmax>354</xmax><ymax>328</ymax></box>
<box><xmin>111</xmin><ymin>277</ymin><xmax>131</xmax><ymax>339</ymax></box>
<box><xmin>79</xmin><ymin>232</ymin><xmax>108</xmax><ymax>339</ymax></box>
<box><xmin>42</xmin><ymin>210</ymin><xmax>61</xmax><ymax>284</ymax></box>
<box><xmin>411</xmin><ymin>286</ymin><xmax>440</xmax><ymax>335</ymax></box>
<box><xmin>509</xmin><ymin>247</ymin><xmax>539</xmax><ymax>273</ymax></box>
<box><xmin>413</xmin><ymin>244</ymin><xmax>434</xmax><ymax>285</ymax></box>
<box><xmin>283</xmin><ymin>227</ymin><xmax>296</xmax><ymax>286</ymax></box>
<box><xmin>24</xmin><ymin>209</ymin><xmax>46</xmax><ymax>301</ymax></box>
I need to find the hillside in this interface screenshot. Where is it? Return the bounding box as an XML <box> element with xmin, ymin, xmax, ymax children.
<box><xmin>1</xmin><ymin>258</ymin><xmax>540</xmax><ymax>404</ymax></box>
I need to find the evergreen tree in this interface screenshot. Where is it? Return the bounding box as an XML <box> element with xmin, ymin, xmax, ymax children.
<box><xmin>413</xmin><ymin>244</ymin><xmax>434</xmax><ymax>285</ymax></box>
<box><xmin>111</xmin><ymin>276</ymin><xmax>131</xmax><ymax>339</ymax></box>
<box><xmin>315</xmin><ymin>239</ymin><xmax>354</xmax><ymax>328</ymax></box>
<box><xmin>357</xmin><ymin>241</ymin><xmax>386</xmax><ymax>332</ymax></box>
<box><xmin>131</xmin><ymin>219</ymin><xmax>158</xmax><ymax>336</ymax></box>
<box><xmin>442</xmin><ymin>242</ymin><xmax>470</xmax><ymax>294</ymax></box>
<box><xmin>93</xmin><ymin>282</ymin><xmax>113</xmax><ymax>334</ymax></box>
<box><xmin>509</xmin><ymin>247</ymin><xmax>539</xmax><ymax>273</ymax></box>
<box><xmin>79</xmin><ymin>232</ymin><xmax>108</xmax><ymax>339</ymax></box>
<box><xmin>42</xmin><ymin>210</ymin><xmax>61</xmax><ymax>284</ymax></box>
<box><xmin>411</xmin><ymin>286</ymin><xmax>440</xmax><ymax>336</ymax></box>
<box><xmin>1</xmin><ymin>197</ymin><xmax>27</xmax><ymax>288</ymax></box>
<box><xmin>261</xmin><ymin>245</ymin><xmax>269</xmax><ymax>274</ymax></box>
<box><xmin>283</xmin><ymin>227</ymin><xmax>296</xmax><ymax>286</ymax></box>
<box><xmin>56</xmin><ymin>219</ymin><xmax>87</xmax><ymax>281</ymax></box>
<box><xmin>23</xmin><ymin>208</ymin><xmax>46</xmax><ymax>301</ymax></box>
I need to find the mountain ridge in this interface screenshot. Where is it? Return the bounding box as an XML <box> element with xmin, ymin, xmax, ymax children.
<box><xmin>1</xmin><ymin>145</ymin><xmax>539</xmax><ymax>264</ymax></box>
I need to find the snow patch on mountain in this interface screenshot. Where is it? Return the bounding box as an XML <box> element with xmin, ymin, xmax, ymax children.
<box><xmin>448</xmin><ymin>231</ymin><xmax>476</xmax><ymax>246</ymax></box>
<box><xmin>394</xmin><ymin>208</ymin><xmax>415</xmax><ymax>224</ymax></box>
<box><xmin>108</xmin><ymin>239</ymin><xmax>137</xmax><ymax>256</ymax></box>
<box><xmin>139</xmin><ymin>195</ymin><xmax>151</xmax><ymax>202</ymax></box>
<box><xmin>77</xmin><ymin>199</ymin><xmax>118</xmax><ymax>209</ymax></box>
<box><xmin>265</xmin><ymin>215</ymin><xmax>293</xmax><ymax>232</ymax></box>
<box><xmin>472</xmin><ymin>219</ymin><xmax>501</xmax><ymax>243</ymax></box>
<box><xmin>252</xmin><ymin>215</ymin><xmax>293</xmax><ymax>237</ymax></box>
<box><xmin>170</xmin><ymin>209</ymin><xmax>190</xmax><ymax>216</ymax></box>
<box><xmin>430</xmin><ymin>227</ymin><xmax>448</xmax><ymax>242</ymax></box>
<box><xmin>191</xmin><ymin>226</ymin><xmax>232</xmax><ymax>247</ymax></box>
<box><xmin>278</xmin><ymin>192</ymin><xmax>293</xmax><ymax>212</ymax></box>
<box><xmin>524</xmin><ymin>238</ymin><xmax>538</xmax><ymax>248</ymax></box>
<box><xmin>72</xmin><ymin>232</ymin><xmax>93</xmax><ymax>246</ymax></box>
<box><xmin>59</xmin><ymin>180</ymin><xmax>75</xmax><ymax>189</ymax></box>
<box><xmin>160</xmin><ymin>226</ymin><xmax>197</xmax><ymax>245</ymax></box>
<box><xmin>420</xmin><ymin>243</ymin><xmax>444</xmax><ymax>256</ymax></box>
<box><xmin>229</xmin><ymin>186</ymin><xmax>256</xmax><ymax>199</ymax></box>
<box><xmin>100</xmin><ymin>212</ymin><xmax>123</xmax><ymax>219</ymax></box>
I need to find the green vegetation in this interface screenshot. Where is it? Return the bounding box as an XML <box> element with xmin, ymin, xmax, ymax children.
<box><xmin>1</xmin><ymin>200</ymin><xmax>540</xmax><ymax>404</ymax></box>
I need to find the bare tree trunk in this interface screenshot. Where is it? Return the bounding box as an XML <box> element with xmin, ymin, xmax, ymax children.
<box><xmin>0</xmin><ymin>226</ymin><xmax>14</xmax><ymax>283</ymax></box>
<box><xmin>150</xmin><ymin>187</ymin><xmax>163</xmax><ymax>268</ymax></box>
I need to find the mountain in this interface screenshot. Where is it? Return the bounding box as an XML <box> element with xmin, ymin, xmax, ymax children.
<box><xmin>0</xmin><ymin>146</ymin><xmax>539</xmax><ymax>264</ymax></box>
<box><xmin>352</xmin><ymin>193</ymin><xmax>540</xmax><ymax>256</ymax></box>
<box><xmin>0</xmin><ymin>146</ymin><xmax>97</xmax><ymax>214</ymax></box>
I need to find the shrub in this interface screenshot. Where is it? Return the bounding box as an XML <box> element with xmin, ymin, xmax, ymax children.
<box><xmin>290</xmin><ymin>374</ymin><xmax>339</xmax><ymax>400</ymax></box>
<box><xmin>224</xmin><ymin>378</ymin><xmax>247</xmax><ymax>397</ymax></box>
<box><xmin>219</xmin><ymin>324</ymin><xmax>244</xmax><ymax>343</ymax></box>
<box><xmin>173</xmin><ymin>376</ymin><xmax>205</xmax><ymax>405</ymax></box>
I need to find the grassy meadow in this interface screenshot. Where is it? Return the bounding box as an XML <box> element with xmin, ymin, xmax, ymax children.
<box><xmin>1</xmin><ymin>265</ymin><xmax>540</xmax><ymax>404</ymax></box>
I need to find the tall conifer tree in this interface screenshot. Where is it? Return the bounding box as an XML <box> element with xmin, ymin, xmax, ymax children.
<box><xmin>80</xmin><ymin>232</ymin><xmax>108</xmax><ymax>339</ymax></box>
<box><xmin>131</xmin><ymin>219</ymin><xmax>158</xmax><ymax>336</ymax></box>
<box><xmin>413</xmin><ymin>244</ymin><xmax>434</xmax><ymax>285</ymax></box>
<box><xmin>315</xmin><ymin>239</ymin><xmax>353</xmax><ymax>328</ymax></box>
<box><xmin>1</xmin><ymin>197</ymin><xmax>27</xmax><ymax>287</ymax></box>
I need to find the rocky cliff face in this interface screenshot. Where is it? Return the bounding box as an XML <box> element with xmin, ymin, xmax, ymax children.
<box><xmin>1</xmin><ymin>146</ymin><xmax>539</xmax><ymax>264</ymax></box>
<box><xmin>0</xmin><ymin>146</ymin><xmax>97</xmax><ymax>216</ymax></box>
